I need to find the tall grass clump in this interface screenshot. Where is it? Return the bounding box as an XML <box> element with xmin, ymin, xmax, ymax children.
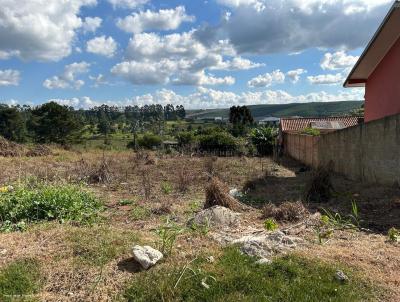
<box><xmin>0</xmin><ymin>183</ymin><xmax>103</xmax><ymax>232</ymax></box>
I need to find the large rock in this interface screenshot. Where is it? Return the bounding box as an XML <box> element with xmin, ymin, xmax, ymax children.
<box><xmin>189</xmin><ymin>206</ymin><xmax>240</xmax><ymax>228</ymax></box>
<box><xmin>132</xmin><ymin>245</ymin><xmax>163</xmax><ymax>270</ymax></box>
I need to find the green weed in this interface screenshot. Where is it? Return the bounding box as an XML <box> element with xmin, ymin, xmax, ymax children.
<box><xmin>264</xmin><ymin>218</ymin><xmax>279</xmax><ymax>231</ymax></box>
<box><xmin>161</xmin><ymin>182</ymin><xmax>173</xmax><ymax>195</ymax></box>
<box><xmin>0</xmin><ymin>258</ymin><xmax>42</xmax><ymax>302</ymax></box>
<box><xmin>387</xmin><ymin>227</ymin><xmax>399</xmax><ymax>243</ymax></box>
<box><xmin>0</xmin><ymin>183</ymin><xmax>103</xmax><ymax>232</ymax></box>
<box><xmin>154</xmin><ymin>218</ymin><xmax>184</xmax><ymax>256</ymax></box>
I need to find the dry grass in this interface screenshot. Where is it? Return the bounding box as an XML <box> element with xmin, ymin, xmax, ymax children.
<box><xmin>262</xmin><ymin>201</ymin><xmax>309</xmax><ymax>222</ymax></box>
<box><xmin>304</xmin><ymin>162</ymin><xmax>334</xmax><ymax>202</ymax></box>
<box><xmin>204</xmin><ymin>177</ymin><xmax>248</xmax><ymax>212</ymax></box>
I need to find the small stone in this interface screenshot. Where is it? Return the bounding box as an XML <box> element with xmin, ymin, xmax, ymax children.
<box><xmin>132</xmin><ymin>245</ymin><xmax>163</xmax><ymax>270</ymax></box>
<box><xmin>335</xmin><ymin>270</ymin><xmax>349</xmax><ymax>283</ymax></box>
<box><xmin>255</xmin><ymin>258</ymin><xmax>272</xmax><ymax>265</ymax></box>
<box><xmin>206</xmin><ymin>256</ymin><xmax>215</xmax><ymax>263</ymax></box>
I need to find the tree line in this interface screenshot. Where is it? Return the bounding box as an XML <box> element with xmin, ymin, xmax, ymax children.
<box><xmin>0</xmin><ymin>102</ymin><xmax>186</xmax><ymax>145</ymax></box>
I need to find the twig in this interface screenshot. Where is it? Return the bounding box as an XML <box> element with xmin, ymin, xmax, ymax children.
<box><xmin>174</xmin><ymin>257</ymin><xmax>197</xmax><ymax>289</ymax></box>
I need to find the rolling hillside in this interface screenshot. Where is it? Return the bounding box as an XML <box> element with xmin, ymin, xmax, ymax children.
<box><xmin>186</xmin><ymin>101</ymin><xmax>364</xmax><ymax>120</ymax></box>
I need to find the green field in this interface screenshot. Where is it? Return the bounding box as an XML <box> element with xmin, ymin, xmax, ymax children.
<box><xmin>186</xmin><ymin>101</ymin><xmax>364</xmax><ymax>120</ymax></box>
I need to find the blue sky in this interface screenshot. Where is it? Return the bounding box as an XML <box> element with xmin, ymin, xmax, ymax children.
<box><xmin>0</xmin><ymin>0</ymin><xmax>394</xmax><ymax>109</ymax></box>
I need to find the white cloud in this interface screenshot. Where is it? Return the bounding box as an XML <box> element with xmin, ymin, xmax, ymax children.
<box><xmin>89</xmin><ymin>74</ymin><xmax>109</xmax><ymax>87</ymax></box>
<box><xmin>200</xmin><ymin>0</ymin><xmax>392</xmax><ymax>55</ymax></box>
<box><xmin>0</xmin><ymin>69</ymin><xmax>20</xmax><ymax>86</ymax></box>
<box><xmin>107</xmin><ymin>0</ymin><xmax>148</xmax><ymax>9</ymax></box>
<box><xmin>117</xmin><ymin>6</ymin><xmax>195</xmax><ymax>34</ymax></box>
<box><xmin>0</xmin><ymin>0</ymin><xmax>97</xmax><ymax>61</ymax></box>
<box><xmin>41</xmin><ymin>88</ymin><xmax>364</xmax><ymax>109</ymax></box>
<box><xmin>308</xmin><ymin>73</ymin><xmax>344</xmax><ymax>85</ymax></box>
<box><xmin>82</xmin><ymin>17</ymin><xmax>102</xmax><ymax>33</ymax></box>
<box><xmin>86</xmin><ymin>36</ymin><xmax>117</xmax><ymax>57</ymax></box>
<box><xmin>211</xmin><ymin>57</ymin><xmax>264</xmax><ymax>70</ymax></box>
<box><xmin>287</xmin><ymin>69</ymin><xmax>307</xmax><ymax>83</ymax></box>
<box><xmin>248</xmin><ymin>70</ymin><xmax>285</xmax><ymax>88</ymax></box>
<box><xmin>321</xmin><ymin>51</ymin><xmax>359</xmax><ymax>70</ymax></box>
<box><xmin>43</xmin><ymin>61</ymin><xmax>90</xmax><ymax>90</ymax></box>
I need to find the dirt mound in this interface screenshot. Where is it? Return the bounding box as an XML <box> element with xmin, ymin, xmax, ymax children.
<box><xmin>262</xmin><ymin>201</ymin><xmax>309</xmax><ymax>222</ymax></box>
<box><xmin>0</xmin><ymin>137</ymin><xmax>25</xmax><ymax>157</ymax></box>
<box><xmin>204</xmin><ymin>177</ymin><xmax>248</xmax><ymax>212</ymax></box>
<box><xmin>26</xmin><ymin>145</ymin><xmax>52</xmax><ymax>157</ymax></box>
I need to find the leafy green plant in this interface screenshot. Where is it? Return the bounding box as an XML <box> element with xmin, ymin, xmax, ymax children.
<box><xmin>0</xmin><ymin>183</ymin><xmax>103</xmax><ymax>232</ymax></box>
<box><xmin>155</xmin><ymin>218</ymin><xmax>184</xmax><ymax>256</ymax></box>
<box><xmin>264</xmin><ymin>218</ymin><xmax>279</xmax><ymax>231</ymax></box>
<box><xmin>0</xmin><ymin>258</ymin><xmax>42</xmax><ymax>302</ymax></box>
<box><xmin>321</xmin><ymin>201</ymin><xmax>360</xmax><ymax>230</ymax></box>
<box><xmin>302</xmin><ymin>127</ymin><xmax>320</xmax><ymax>136</ymax></box>
<box><xmin>161</xmin><ymin>181</ymin><xmax>173</xmax><ymax>195</ymax></box>
<box><xmin>250</xmin><ymin>127</ymin><xmax>278</xmax><ymax>156</ymax></box>
<box><xmin>118</xmin><ymin>199</ymin><xmax>134</xmax><ymax>206</ymax></box>
<box><xmin>137</xmin><ymin>132</ymin><xmax>162</xmax><ymax>149</ymax></box>
<box><xmin>388</xmin><ymin>227</ymin><xmax>399</xmax><ymax>243</ymax></box>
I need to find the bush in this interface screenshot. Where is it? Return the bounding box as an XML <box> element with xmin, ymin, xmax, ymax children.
<box><xmin>304</xmin><ymin>163</ymin><xmax>334</xmax><ymax>202</ymax></box>
<box><xmin>250</xmin><ymin>127</ymin><xmax>278</xmax><ymax>156</ymax></box>
<box><xmin>137</xmin><ymin>133</ymin><xmax>162</xmax><ymax>149</ymax></box>
<box><xmin>302</xmin><ymin>127</ymin><xmax>320</xmax><ymax>136</ymax></box>
<box><xmin>0</xmin><ymin>183</ymin><xmax>103</xmax><ymax>231</ymax></box>
<box><xmin>198</xmin><ymin>131</ymin><xmax>238</xmax><ymax>152</ymax></box>
<box><xmin>176</xmin><ymin>131</ymin><xmax>195</xmax><ymax>146</ymax></box>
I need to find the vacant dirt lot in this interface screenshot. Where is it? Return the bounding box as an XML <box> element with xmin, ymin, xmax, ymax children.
<box><xmin>0</xmin><ymin>149</ymin><xmax>399</xmax><ymax>301</ymax></box>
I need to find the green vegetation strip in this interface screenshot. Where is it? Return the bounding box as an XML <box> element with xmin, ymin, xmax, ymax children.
<box><xmin>0</xmin><ymin>183</ymin><xmax>103</xmax><ymax>232</ymax></box>
<box><xmin>0</xmin><ymin>258</ymin><xmax>42</xmax><ymax>302</ymax></box>
<box><xmin>123</xmin><ymin>248</ymin><xmax>377</xmax><ymax>302</ymax></box>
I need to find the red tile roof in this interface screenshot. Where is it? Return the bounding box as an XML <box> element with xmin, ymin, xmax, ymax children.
<box><xmin>280</xmin><ymin>116</ymin><xmax>361</xmax><ymax>133</ymax></box>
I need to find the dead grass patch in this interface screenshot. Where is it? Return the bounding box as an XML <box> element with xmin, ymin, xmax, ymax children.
<box><xmin>304</xmin><ymin>162</ymin><xmax>334</xmax><ymax>202</ymax></box>
<box><xmin>204</xmin><ymin>177</ymin><xmax>247</xmax><ymax>212</ymax></box>
<box><xmin>262</xmin><ymin>201</ymin><xmax>309</xmax><ymax>222</ymax></box>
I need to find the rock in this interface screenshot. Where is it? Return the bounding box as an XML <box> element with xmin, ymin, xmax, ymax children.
<box><xmin>255</xmin><ymin>258</ymin><xmax>272</xmax><ymax>265</ymax></box>
<box><xmin>206</xmin><ymin>256</ymin><xmax>215</xmax><ymax>263</ymax></box>
<box><xmin>229</xmin><ymin>188</ymin><xmax>243</xmax><ymax>198</ymax></box>
<box><xmin>335</xmin><ymin>270</ymin><xmax>349</xmax><ymax>283</ymax></box>
<box><xmin>132</xmin><ymin>245</ymin><xmax>163</xmax><ymax>270</ymax></box>
<box><xmin>188</xmin><ymin>206</ymin><xmax>240</xmax><ymax>228</ymax></box>
<box><xmin>233</xmin><ymin>231</ymin><xmax>299</xmax><ymax>260</ymax></box>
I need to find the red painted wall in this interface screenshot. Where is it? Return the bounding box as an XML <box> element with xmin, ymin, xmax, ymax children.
<box><xmin>365</xmin><ymin>37</ymin><xmax>400</xmax><ymax>122</ymax></box>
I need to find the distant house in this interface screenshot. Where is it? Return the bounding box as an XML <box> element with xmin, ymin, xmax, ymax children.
<box><xmin>344</xmin><ymin>1</ymin><xmax>400</xmax><ymax>122</ymax></box>
<box><xmin>258</xmin><ymin>117</ymin><xmax>280</xmax><ymax>127</ymax></box>
<box><xmin>279</xmin><ymin>116</ymin><xmax>361</xmax><ymax>135</ymax></box>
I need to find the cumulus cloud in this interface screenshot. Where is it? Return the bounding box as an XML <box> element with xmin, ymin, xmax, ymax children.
<box><xmin>89</xmin><ymin>74</ymin><xmax>109</xmax><ymax>87</ymax></box>
<box><xmin>43</xmin><ymin>62</ymin><xmax>90</xmax><ymax>90</ymax></box>
<box><xmin>107</xmin><ymin>0</ymin><xmax>148</xmax><ymax>9</ymax></box>
<box><xmin>287</xmin><ymin>69</ymin><xmax>307</xmax><ymax>83</ymax></box>
<box><xmin>0</xmin><ymin>69</ymin><xmax>20</xmax><ymax>86</ymax></box>
<box><xmin>41</xmin><ymin>87</ymin><xmax>364</xmax><ymax>109</ymax></box>
<box><xmin>0</xmin><ymin>0</ymin><xmax>97</xmax><ymax>61</ymax></box>
<box><xmin>320</xmin><ymin>51</ymin><xmax>359</xmax><ymax>70</ymax></box>
<box><xmin>82</xmin><ymin>17</ymin><xmax>102</xmax><ymax>33</ymax></box>
<box><xmin>117</xmin><ymin>6</ymin><xmax>195</xmax><ymax>34</ymax></box>
<box><xmin>308</xmin><ymin>73</ymin><xmax>344</xmax><ymax>85</ymax></box>
<box><xmin>86</xmin><ymin>36</ymin><xmax>117</xmax><ymax>57</ymax></box>
<box><xmin>200</xmin><ymin>0</ymin><xmax>391</xmax><ymax>55</ymax></box>
<box><xmin>113</xmin><ymin>31</ymin><xmax>255</xmax><ymax>86</ymax></box>
<box><xmin>248</xmin><ymin>70</ymin><xmax>285</xmax><ymax>88</ymax></box>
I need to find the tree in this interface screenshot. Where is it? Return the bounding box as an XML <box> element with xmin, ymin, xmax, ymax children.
<box><xmin>229</xmin><ymin>106</ymin><xmax>254</xmax><ymax>136</ymax></box>
<box><xmin>0</xmin><ymin>105</ymin><xmax>27</xmax><ymax>142</ymax></box>
<box><xmin>30</xmin><ymin>102</ymin><xmax>83</xmax><ymax>145</ymax></box>
<box><xmin>250</xmin><ymin>127</ymin><xmax>278</xmax><ymax>156</ymax></box>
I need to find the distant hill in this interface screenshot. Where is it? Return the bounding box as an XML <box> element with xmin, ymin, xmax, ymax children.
<box><xmin>186</xmin><ymin>101</ymin><xmax>364</xmax><ymax>120</ymax></box>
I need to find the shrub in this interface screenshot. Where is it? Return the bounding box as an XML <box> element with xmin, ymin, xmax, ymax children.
<box><xmin>387</xmin><ymin>227</ymin><xmax>399</xmax><ymax>243</ymax></box>
<box><xmin>250</xmin><ymin>127</ymin><xmax>278</xmax><ymax>156</ymax></box>
<box><xmin>0</xmin><ymin>183</ymin><xmax>103</xmax><ymax>231</ymax></box>
<box><xmin>176</xmin><ymin>131</ymin><xmax>195</xmax><ymax>146</ymax></box>
<box><xmin>0</xmin><ymin>258</ymin><xmax>42</xmax><ymax>302</ymax></box>
<box><xmin>137</xmin><ymin>133</ymin><xmax>162</xmax><ymax>149</ymax></box>
<box><xmin>198</xmin><ymin>131</ymin><xmax>238</xmax><ymax>153</ymax></box>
